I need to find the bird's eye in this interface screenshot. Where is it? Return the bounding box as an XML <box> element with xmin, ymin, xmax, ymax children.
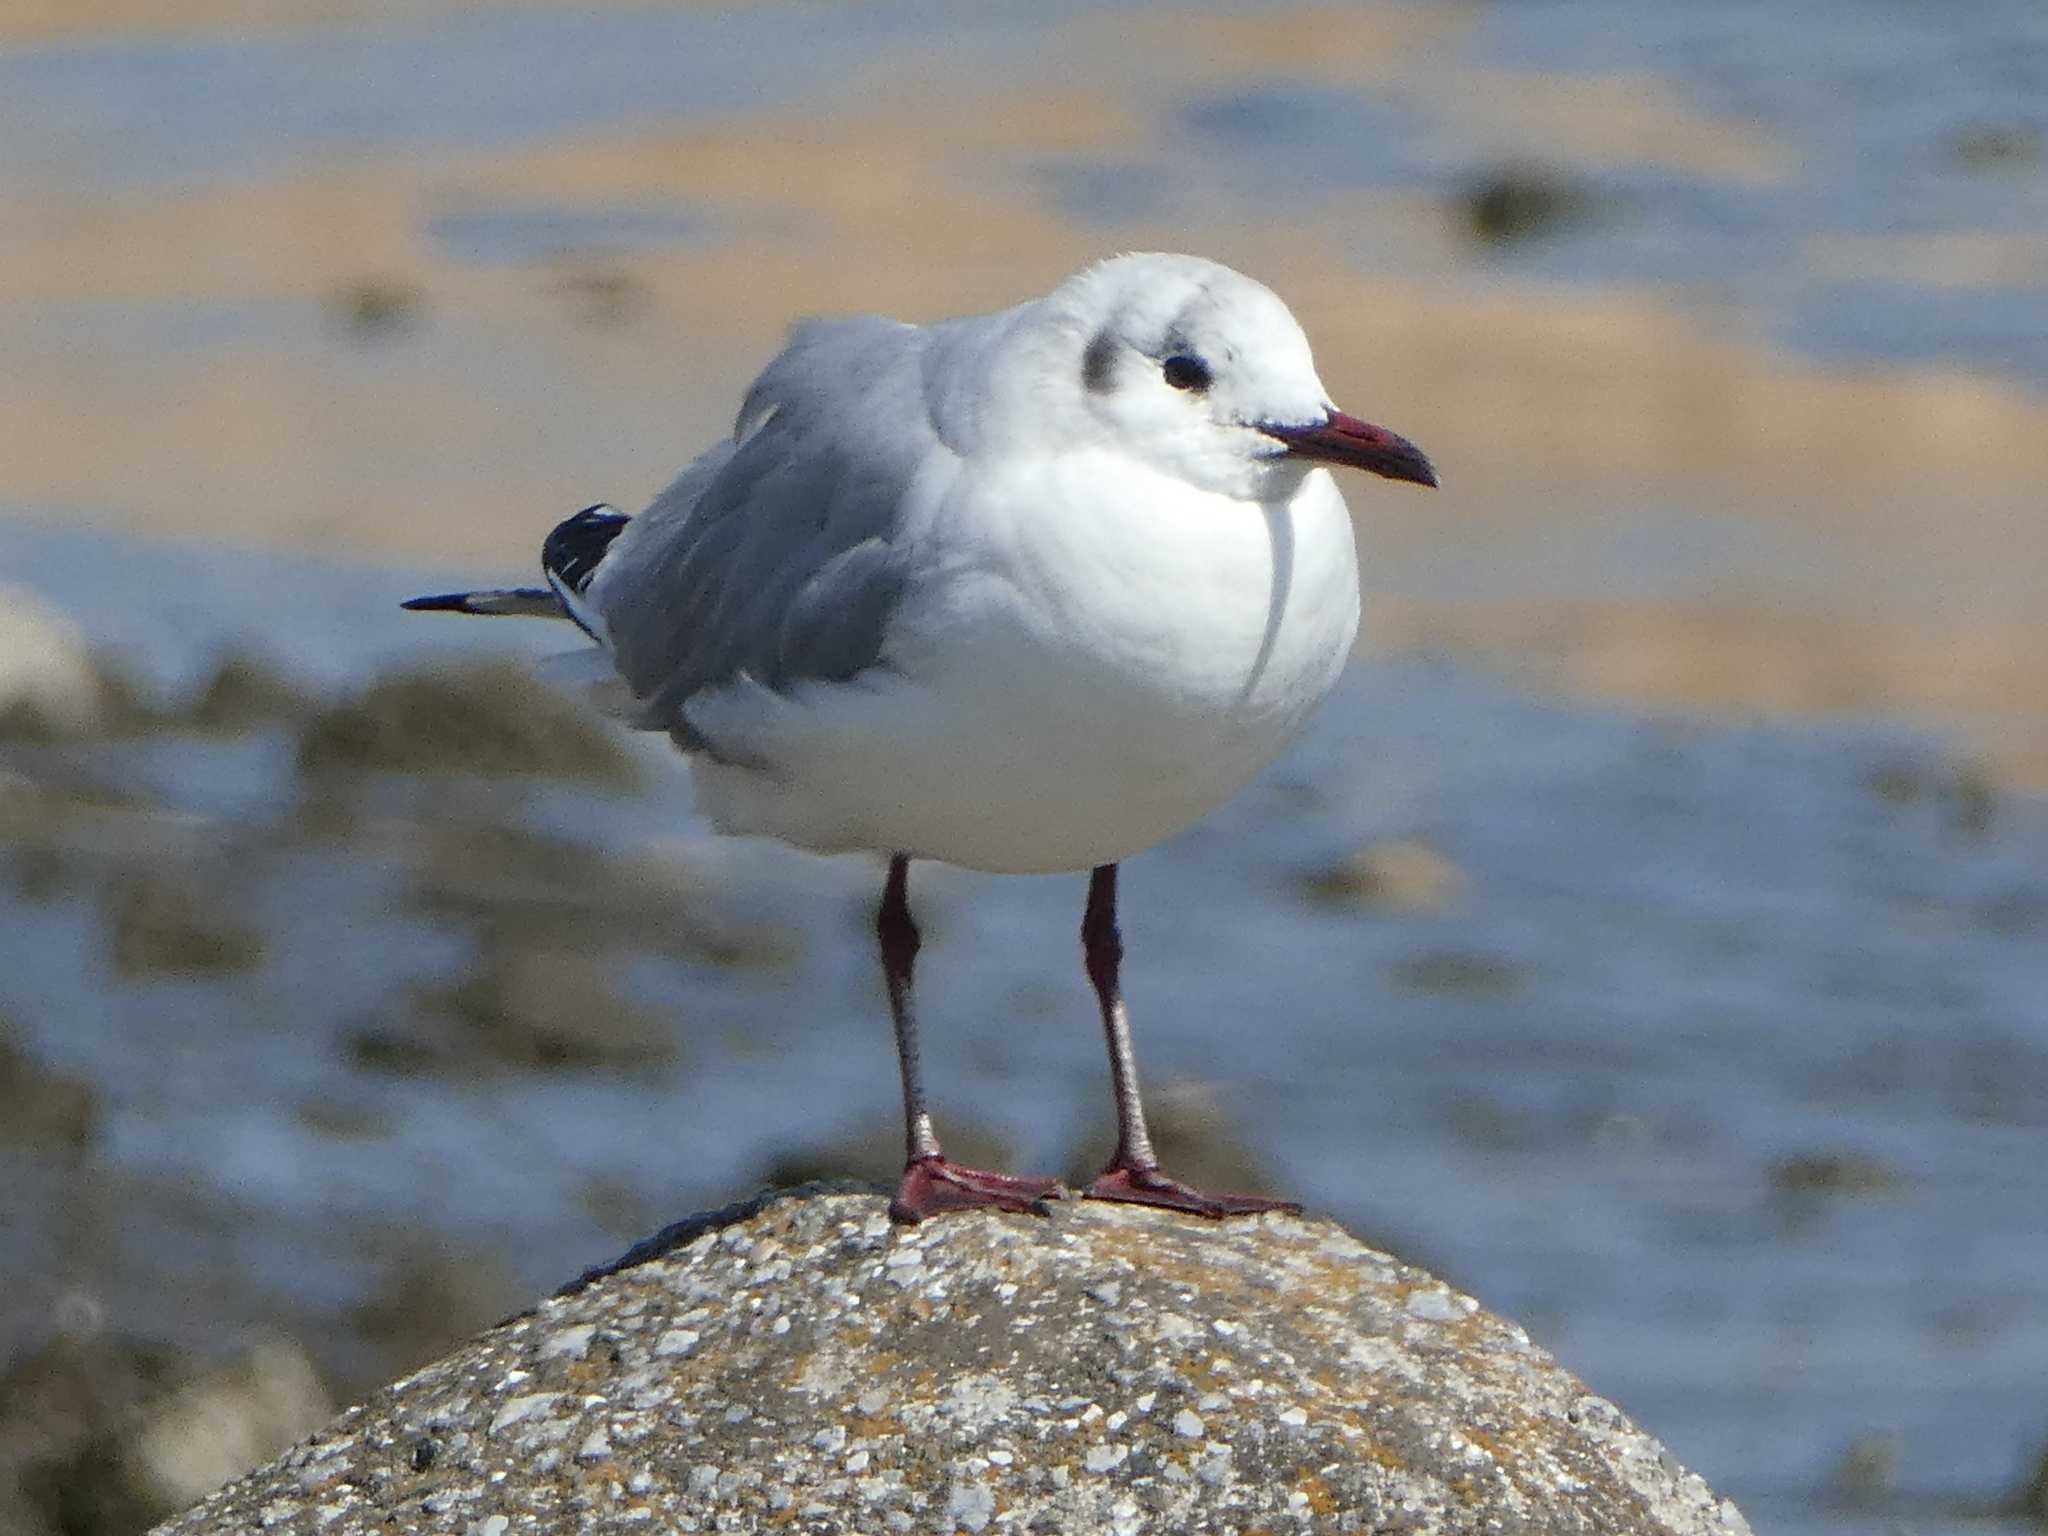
<box><xmin>1161</xmin><ymin>354</ymin><xmax>1212</xmax><ymax>392</ymax></box>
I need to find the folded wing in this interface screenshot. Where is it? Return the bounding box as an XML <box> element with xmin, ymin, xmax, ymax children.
<box><xmin>590</xmin><ymin>315</ymin><xmax>945</xmax><ymax>748</ymax></box>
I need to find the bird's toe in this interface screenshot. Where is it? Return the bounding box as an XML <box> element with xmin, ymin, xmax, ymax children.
<box><xmin>889</xmin><ymin>1157</ymin><xmax>1063</xmax><ymax>1224</ymax></box>
<box><xmin>1084</xmin><ymin>1164</ymin><xmax>1300</xmax><ymax>1219</ymax></box>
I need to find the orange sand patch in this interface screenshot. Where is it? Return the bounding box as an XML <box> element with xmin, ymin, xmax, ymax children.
<box><xmin>1259</xmin><ymin>253</ymin><xmax>2048</xmax><ymax>503</ymax></box>
<box><xmin>9</xmin><ymin>93</ymin><xmax>2048</xmax><ymax>543</ymax></box>
<box><xmin>1804</xmin><ymin>231</ymin><xmax>2048</xmax><ymax>291</ymax></box>
<box><xmin>1444</xmin><ymin>69</ymin><xmax>1790</xmax><ymax>185</ymax></box>
<box><xmin>1373</xmin><ymin>598</ymin><xmax>2048</xmax><ymax>790</ymax></box>
<box><xmin>1136</xmin><ymin>3</ymin><xmax>1472</xmax><ymax>88</ymax></box>
<box><xmin>8</xmin><ymin>95</ymin><xmax>2048</xmax><ymax>523</ymax></box>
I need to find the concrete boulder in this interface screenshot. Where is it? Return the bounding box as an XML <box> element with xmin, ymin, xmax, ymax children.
<box><xmin>155</xmin><ymin>1188</ymin><xmax>1750</xmax><ymax>1535</ymax></box>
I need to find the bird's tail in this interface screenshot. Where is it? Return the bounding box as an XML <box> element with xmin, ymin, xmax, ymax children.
<box><xmin>400</xmin><ymin>587</ymin><xmax>565</xmax><ymax>618</ymax></box>
<box><xmin>402</xmin><ymin>503</ymin><xmax>632</xmax><ymax>645</ymax></box>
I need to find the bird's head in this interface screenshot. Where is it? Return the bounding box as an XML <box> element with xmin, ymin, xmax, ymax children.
<box><xmin>1043</xmin><ymin>253</ymin><xmax>1436</xmax><ymax>504</ymax></box>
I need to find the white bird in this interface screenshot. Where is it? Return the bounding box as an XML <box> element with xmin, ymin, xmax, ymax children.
<box><xmin>407</xmin><ymin>253</ymin><xmax>1435</xmax><ymax>1222</ymax></box>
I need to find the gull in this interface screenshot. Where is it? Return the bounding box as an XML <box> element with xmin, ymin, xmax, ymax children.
<box><xmin>406</xmin><ymin>253</ymin><xmax>1435</xmax><ymax>1222</ymax></box>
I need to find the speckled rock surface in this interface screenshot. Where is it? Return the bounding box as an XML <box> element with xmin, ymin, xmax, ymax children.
<box><xmin>154</xmin><ymin>1188</ymin><xmax>1751</xmax><ymax>1535</ymax></box>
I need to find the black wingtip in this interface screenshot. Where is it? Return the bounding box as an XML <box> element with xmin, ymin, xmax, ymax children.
<box><xmin>542</xmin><ymin>505</ymin><xmax>632</xmax><ymax>596</ymax></box>
<box><xmin>401</xmin><ymin>592</ymin><xmax>474</xmax><ymax>612</ymax></box>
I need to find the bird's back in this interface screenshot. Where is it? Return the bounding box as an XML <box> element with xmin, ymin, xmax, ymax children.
<box><xmin>586</xmin><ymin>314</ymin><xmax>943</xmax><ymax>744</ymax></box>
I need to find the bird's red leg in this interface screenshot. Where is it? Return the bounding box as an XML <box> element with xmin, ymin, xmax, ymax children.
<box><xmin>878</xmin><ymin>856</ymin><xmax>1061</xmax><ymax>1224</ymax></box>
<box><xmin>1079</xmin><ymin>864</ymin><xmax>1302</xmax><ymax>1219</ymax></box>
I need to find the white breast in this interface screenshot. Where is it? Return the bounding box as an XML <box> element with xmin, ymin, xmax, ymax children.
<box><xmin>683</xmin><ymin>458</ymin><xmax>1360</xmax><ymax>874</ymax></box>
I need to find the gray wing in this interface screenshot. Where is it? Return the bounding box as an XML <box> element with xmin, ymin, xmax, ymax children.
<box><xmin>590</xmin><ymin>315</ymin><xmax>945</xmax><ymax>742</ymax></box>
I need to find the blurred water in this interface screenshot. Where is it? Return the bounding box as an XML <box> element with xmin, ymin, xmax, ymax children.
<box><xmin>2</xmin><ymin>516</ymin><xmax>2045</xmax><ymax>1534</ymax></box>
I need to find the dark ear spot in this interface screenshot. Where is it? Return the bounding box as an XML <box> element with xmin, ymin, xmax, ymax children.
<box><xmin>1082</xmin><ymin>329</ymin><xmax>1118</xmax><ymax>393</ymax></box>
